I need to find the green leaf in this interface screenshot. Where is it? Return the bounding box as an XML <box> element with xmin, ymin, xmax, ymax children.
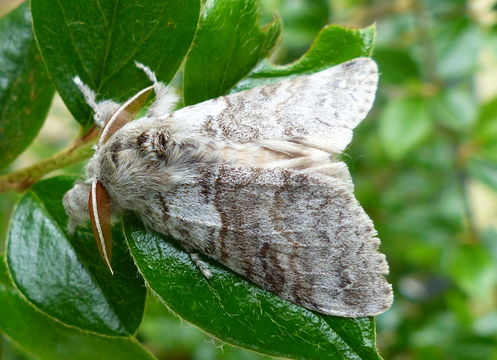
<box><xmin>434</xmin><ymin>19</ymin><xmax>482</xmax><ymax>80</ymax></box>
<box><xmin>444</xmin><ymin>244</ymin><xmax>497</xmax><ymax>301</ymax></box>
<box><xmin>124</xmin><ymin>218</ymin><xmax>382</xmax><ymax>360</ymax></box>
<box><xmin>431</xmin><ymin>87</ymin><xmax>477</xmax><ymax>132</ymax></box>
<box><xmin>140</xmin><ymin>297</ymin><xmax>273</xmax><ymax>360</ymax></box>
<box><xmin>378</xmin><ymin>97</ymin><xmax>432</xmax><ymax>160</ymax></box>
<box><xmin>7</xmin><ymin>176</ymin><xmax>146</xmax><ymax>337</ymax></box>
<box><xmin>0</xmin><ymin>3</ymin><xmax>54</xmax><ymax>169</ymax></box>
<box><xmin>183</xmin><ymin>0</ymin><xmax>281</xmax><ymax>105</ymax></box>
<box><xmin>31</xmin><ymin>0</ymin><xmax>200</xmax><ymax>126</ymax></box>
<box><xmin>468</xmin><ymin>158</ymin><xmax>497</xmax><ymax>192</ymax></box>
<box><xmin>0</xmin><ymin>254</ymin><xmax>156</xmax><ymax>360</ymax></box>
<box><xmin>235</xmin><ymin>24</ymin><xmax>375</xmax><ymax>91</ymax></box>
<box><xmin>373</xmin><ymin>48</ymin><xmax>419</xmax><ymax>84</ymax></box>
<box><xmin>260</xmin><ymin>0</ymin><xmax>330</xmax><ymax>64</ymax></box>
<box><xmin>472</xmin><ymin>96</ymin><xmax>497</xmax><ymax>149</ymax></box>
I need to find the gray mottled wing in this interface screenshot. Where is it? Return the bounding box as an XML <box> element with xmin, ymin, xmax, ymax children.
<box><xmin>167</xmin><ymin>58</ymin><xmax>378</xmax><ymax>153</ymax></box>
<box><xmin>142</xmin><ymin>163</ymin><xmax>392</xmax><ymax>317</ymax></box>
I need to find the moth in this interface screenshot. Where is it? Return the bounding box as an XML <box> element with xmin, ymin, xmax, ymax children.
<box><xmin>64</xmin><ymin>58</ymin><xmax>393</xmax><ymax>317</ymax></box>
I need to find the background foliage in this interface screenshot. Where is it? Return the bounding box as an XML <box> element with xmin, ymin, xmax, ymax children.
<box><xmin>1</xmin><ymin>0</ymin><xmax>497</xmax><ymax>359</ymax></box>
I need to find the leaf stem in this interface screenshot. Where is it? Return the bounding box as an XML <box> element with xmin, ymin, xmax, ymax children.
<box><xmin>0</xmin><ymin>127</ymin><xmax>98</xmax><ymax>193</ymax></box>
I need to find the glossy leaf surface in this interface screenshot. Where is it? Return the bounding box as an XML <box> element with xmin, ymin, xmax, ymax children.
<box><xmin>183</xmin><ymin>0</ymin><xmax>281</xmax><ymax>105</ymax></box>
<box><xmin>125</xmin><ymin>218</ymin><xmax>382</xmax><ymax>360</ymax></box>
<box><xmin>468</xmin><ymin>158</ymin><xmax>497</xmax><ymax>192</ymax></box>
<box><xmin>378</xmin><ymin>97</ymin><xmax>432</xmax><ymax>160</ymax></box>
<box><xmin>235</xmin><ymin>24</ymin><xmax>375</xmax><ymax>91</ymax></box>
<box><xmin>0</xmin><ymin>255</ymin><xmax>156</xmax><ymax>360</ymax></box>
<box><xmin>472</xmin><ymin>96</ymin><xmax>497</xmax><ymax>160</ymax></box>
<box><xmin>31</xmin><ymin>0</ymin><xmax>200</xmax><ymax>126</ymax></box>
<box><xmin>0</xmin><ymin>3</ymin><xmax>54</xmax><ymax>169</ymax></box>
<box><xmin>7</xmin><ymin>177</ymin><xmax>146</xmax><ymax>336</ymax></box>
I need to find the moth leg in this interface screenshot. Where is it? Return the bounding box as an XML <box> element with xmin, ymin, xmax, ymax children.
<box><xmin>73</xmin><ymin>77</ymin><xmax>121</xmax><ymax>128</ymax></box>
<box><xmin>134</xmin><ymin>62</ymin><xmax>178</xmax><ymax>117</ymax></box>
<box><xmin>189</xmin><ymin>253</ymin><xmax>213</xmax><ymax>279</ymax></box>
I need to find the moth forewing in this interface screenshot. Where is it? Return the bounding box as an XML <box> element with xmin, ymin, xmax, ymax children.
<box><xmin>66</xmin><ymin>58</ymin><xmax>393</xmax><ymax>316</ymax></box>
<box><xmin>88</xmin><ymin>180</ymin><xmax>113</xmax><ymax>274</ymax></box>
<box><xmin>169</xmin><ymin>57</ymin><xmax>378</xmax><ymax>154</ymax></box>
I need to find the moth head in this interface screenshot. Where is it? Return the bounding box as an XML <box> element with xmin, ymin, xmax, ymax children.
<box><xmin>65</xmin><ymin>84</ymin><xmax>155</xmax><ymax>274</ymax></box>
<box><xmin>92</xmin><ymin>86</ymin><xmax>155</xmax><ymax>272</ymax></box>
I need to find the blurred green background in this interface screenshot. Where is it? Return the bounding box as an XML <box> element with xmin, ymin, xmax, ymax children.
<box><xmin>2</xmin><ymin>0</ymin><xmax>497</xmax><ymax>359</ymax></box>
